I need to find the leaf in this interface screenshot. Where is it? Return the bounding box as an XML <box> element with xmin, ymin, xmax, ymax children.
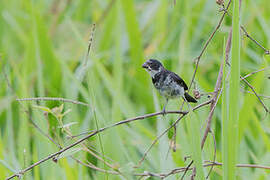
<box><xmin>32</xmin><ymin>105</ymin><xmax>52</xmax><ymax>113</ymax></box>
<box><xmin>62</xmin><ymin>109</ymin><xmax>72</xmax><ymax>117</ymax></box>
<box><xmin>224</xmin><ymin>0</ymin><xmax>241</xmax><ymax>179</ymax></box>
<box><xmin>58</xmin><ymin>122</ymin><xmax>78</xmax><ymax>129</ymax></box>
<box><xmin>51</xmin><ymin>104</ymin><xmax>64</xmax><ymax>115</ymax></box>
<box><xmin>186</xmin><ymin>111</ymin><xmax>205</xmax><ymax>180</ymax></box>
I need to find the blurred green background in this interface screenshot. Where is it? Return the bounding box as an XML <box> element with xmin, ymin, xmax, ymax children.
<box><xmin>0</xmin><ymin>0</ymin><xmax>270</xmax><ymax>179</ymax></box>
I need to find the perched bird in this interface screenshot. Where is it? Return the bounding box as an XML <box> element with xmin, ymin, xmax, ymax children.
<box><xmin>142</xmin><ymin>59</ymin><xmax>197</xmax><ymax>113</ymax></box>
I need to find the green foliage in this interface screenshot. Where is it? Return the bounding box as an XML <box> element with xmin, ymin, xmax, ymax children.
<box><xmin>226</xmin><ymin>0</ymin><xmax>240</xmax><ymax>179</ymax></box>
<box><xmin>0</xmin><ymin>0</ymin><xmax>269</xmax><ymax>179</ymax></box>
<box><xmin>186</xmin><ymin>111</ymin><xmax>205</xmax><ymax>180</ymax></box>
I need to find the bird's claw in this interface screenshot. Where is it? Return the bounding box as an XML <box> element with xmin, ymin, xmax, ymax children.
<box><xmin>161</xmin><ymin>108</ymin><xmax>166</xmax><ymax>116</ymax></box>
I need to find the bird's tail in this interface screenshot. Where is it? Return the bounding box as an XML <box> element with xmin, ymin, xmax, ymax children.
<box><xmin>184</xmin><ymin>92</ymin><xmax>197</xmax><ymax>103</ymax></box>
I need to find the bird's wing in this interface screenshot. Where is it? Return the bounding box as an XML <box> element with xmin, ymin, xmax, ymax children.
<box><xmin>170</xmin><ymin>71</ymin><xmax>188</xmax><ymax>90</ymax></box>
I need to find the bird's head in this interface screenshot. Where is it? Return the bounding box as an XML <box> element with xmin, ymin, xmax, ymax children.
<box><xmin>142</xmin><ymin>59</ymin><xmax>164</xmax><ymax>77</ymax></box>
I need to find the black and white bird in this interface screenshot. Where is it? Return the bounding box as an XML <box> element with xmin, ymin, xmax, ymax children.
<box><xmin>142</xmin><ymin>59</ymin><xmax>197</xmax><ymax>113</ymax></box>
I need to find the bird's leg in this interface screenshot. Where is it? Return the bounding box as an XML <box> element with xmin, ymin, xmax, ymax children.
<box><xmin>162</xmin><ymin>98</ymin><xmax>169</xmax><ymax>116</ymax></box>
<box><xmin>182</xmin><ymin>96</ymin><xmax>192</xmax><ymax>112</ymax></box>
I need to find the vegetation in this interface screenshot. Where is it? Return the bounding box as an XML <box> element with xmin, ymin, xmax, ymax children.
<box><xmin>0</xmin><ymin>0</ymin><xmax>269</xmax><ymax>179</ymax></box>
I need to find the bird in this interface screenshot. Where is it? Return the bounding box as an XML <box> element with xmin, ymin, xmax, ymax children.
<box><xmin>142</xmin><ymin>59</ymin><xmax>197</xmax><ymax>114</ymax></box>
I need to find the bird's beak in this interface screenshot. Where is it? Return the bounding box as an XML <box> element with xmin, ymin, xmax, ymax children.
<box><xmin>142</xmin><ymin>62</ymin><xmax>148</xmax><ymax>69</ymax></box>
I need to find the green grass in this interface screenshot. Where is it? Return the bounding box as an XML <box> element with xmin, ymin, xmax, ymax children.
<box><xmin>222</xmin><ymin>37</ymin><xmax>229</xmax><ymax>180</ymax></box>
<box><xmin>224</xmin><ymin>0</ymin><xmax>241</xmax><ymax>179</ymax></box>
<box><xmin>0</xmin><ymin>0</ymin><xmax>270</xmax><ymax>179</ymax></box>
<box><xmin>186</xmin><ymin>111</ymin><xmax>205</xmax><ymax>180</ymax></box>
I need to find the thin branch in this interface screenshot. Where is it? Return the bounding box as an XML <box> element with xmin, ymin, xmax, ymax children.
<box><xmin>67</xmin><ymin>157</ymin><xmax>270</xmax><ymax>179</ymax></box>
<box><xmin>5</xmin><ymin>99</ymin><xmax>212</xmax><ymax>180</ymax></box>
<box><xmin>175</xmin><ymin>100</ymin><xmax>214</xmax><ymax>180</ymax></box>
<box><xmin>242</xmin><ymin>66</ymin><xmax>270</xmax><ymax>79</ymax></box>
<box><xmin>83</xmin><ymin>147</ymin><xmax>115</xmax><ymax>170</ymax></box>
<box><xmin>137</xmin><ymin>99</ymin><xmax>213</xmax><ymax>166</ymax></box>
<box><xmin>84</xmin><ymin>144</ymin><xmax>116</xmax><ymax>164</ymax></box>
<box><xmin>225</xmin><ymin>29</ymin><xmax>232</xmax><ymax>65</ymax></box>
<box><xmin>200</xmin><ymin>28</ymin><xmax>233</xmax><ymax>151</ymax></box>
<box><xmin>182</xmin><ymin>25</ymin><xmax>230</xmax><ymax>179</ymax></box>
<box><xmin>173</xmin><ymin>125</ymin><xmax>177</xmax><ymax>152</ymax></box>
<box><xmin>3</xmin><ymin>69</ymin><xmax>63</xmax><ymax>149</ymax></box>
<box><xmin>199</xmin><ymin>87</ymin><xmax>222</xmax><ymax>178</ymax></box>
<box><xmin>16</xmin><ymin>97</ymin><xmax>89</xmax><ymax>107</ymax></box>
<box><xmin>240</xmin><ymin>76</ymin><xmax>269</xmax><ymax>113</ymax></box>
<box><xmin>6</xmin><ymin>129</ymin><xmax>104</xmax><ymax>179</ymax></box>
<box><xmin>72</xmin><ymin>157</ymin><xmax>119</xmax><ymax>175</ymax></box>
<box><xmin>135</xmin><ymin>162</ymin><xmax>270</xmax><ymax>178</ymax></box>
<box><xmin>188</xmin><ymin>0</ymin><xmax>232</xmax><ymax>90</ymax></box>
<box><xmin>72</xmin><ymin>111</ymin><xmax>187</xmax><ymax>138</ymax></box>
<box><xmin>190</xmin><ymin>167</ymin><xmax>196</xmax><ymax>180</ymax></box>
<box><xmin>137</xmin><ymin>115</ymin><xmax>185</xmax><ymax>167</ymax></box>
<box><xmin>241</xmin><ymin>26</ymin><xmax>270</xmax><ymax>55</ymax></box>
<box><xmin>242</xmin><ymin>90</ymin><xmax>270</xmax><ymax>99</ymax></box>
<box><xmin>181</xmin><ymin>160</ymin><xmax>194</xmax><ymax>180</ymax></box>
<box><xmin>206</xmin><ymin>161</ymin><xmax>270</xmax><ymax>170</ymax></box>
<box><xmin>30</xmin><ymin>116</ymin><xmax>62</xmax><ymax>149</ymax></box>
<box><xmin>223</xmin><ymin>15</ymin><xmax>269</xmax><ymax>114</ymax></box>
<box><xmin>222</xmin><ymin>4</ymin><xmax>269</xmax><ymax>55</ymax></box>
<box><xmin>201</xmin><ymin>63</ymin><xmax>223</xmax><ymax>149</ymax></box>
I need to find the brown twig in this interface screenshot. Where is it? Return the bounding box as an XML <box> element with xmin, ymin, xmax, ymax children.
<box><xmin>200</xmin><ymin>28</ymin><xmax>232</xmax><ymax>151</ymax></box>
<box><xmin>225</xmin><ymin>29</ymin><xmax>232</xmax><ymax>65</ymax></box>
<box><xmin>178</xmin><ymin>99</ymin><xmax>215</xmax><ymax>180</ymax></box>
<box><xmin>240</xmin><ymin>76</ymin><xmax>269</xmax><ymax>113</ymax></box>
<box><xmin>201</xmin><ymin>61</ymin><xmax>224</xmax><ymax>149</ymax></box>
<box><xmin>137</xmin><ymin>115</ymin><xmax>185</xmax><ymax>167</ymax></box>
<box><xmin>71</xmin><ymin>110</ymin><xmax>190</xmax><ymax>138</ymax></box>
<box><xmin>242</xmin><ymin>90</ymin><xmax>270</xmax><ymax>99</ymax></box>
<box><xmin>230</xmin><ymin>19</ymin><xmax>270</xmax><ymax>114</ymax></box>
<box><xmin>3</xmin><ymin>68</ymin><xmax>63</xmax><ymax>150</ymax></box>
<box><xmin>206</xmin><ymin>161</ymin><xmax>270</xmax><ymax>170</ymax></box>
<box><xmin>134</xmin><ymin>161</ymin><xmax>270</xmax><ymax>178</ymax></box>
<box><xmin>188</xmin><ymin>0</ymin><xmax>232</xmax><ymax>90</ymax></box>
<box><xmin>66</xmin><ymin>156</ymin><xmax>270</xmax><ymax>179</ymax></box>
<box><xmin>16</xmin><ymin>97</ymin><xmax>89</xmax><ymax>106</ymax></box>
<box><xmin>137</xmin><ymin>99</ymin><xmax>213</xmax><ymax>167</ymax></box>
<box><xmin>5</xmin><ymin>99</ymin><xmax>212</xmax><ymax>179</ymax></box>
<box><xmin>83</xmin><ymin>146</ymin><xmax>116</xmax><ymax>170</ymax></box>
<box><xmin>223</xmin><ymin>9</ymin><xmax>269</xmax><ymax>55</ymax></box>
<box><xmin>184</xmin><ymin>42</ymin><xmax>225</xmax><ymax>180</ymax></box>
<box><xmin>72</xmin><ymin>157</ymin><xmax>119</xmax><ymax>175</ymax></box>
<box><xmin>190</xmin><ymin>167</ymin><xmax>196</xmax><ymax>180</ymax></box>
<box><xmin>242</xmin><ymin>67</ymin><xmax>270</xmax><ymax>79</ymax></box>
<box><xmin>241</xmin><ymin>26</ymin><xmax>270</xmax><ymax>55</ymax></box>
<box><xmin>180</xmin><ymin>160</ymin><xmax>194</xmax><ymax>180</ymax></box>
<box><xmin>173</xmin><ymin>125</ymin><xmax>177</xmax><ymax>152</ymax></box>
<box><xmin>183</xmin><ymin>20</ymin><xmax>231</xmax><ymax>179</ymax></box>
<box><xmin>6</xmin><ymin>129</ymin><xmax>105</xmax><ymax>179</ymax></box>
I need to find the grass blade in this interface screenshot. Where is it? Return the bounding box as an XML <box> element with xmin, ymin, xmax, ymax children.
<box><xmin>186</xmin><ymin>111</ymin><xmax>205</xmax><ymax>180</ymax></box>
<box><xmin>224</xmin><ymin>0</ymin><xmax>241</xmax><ymax>179</ymax></box>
